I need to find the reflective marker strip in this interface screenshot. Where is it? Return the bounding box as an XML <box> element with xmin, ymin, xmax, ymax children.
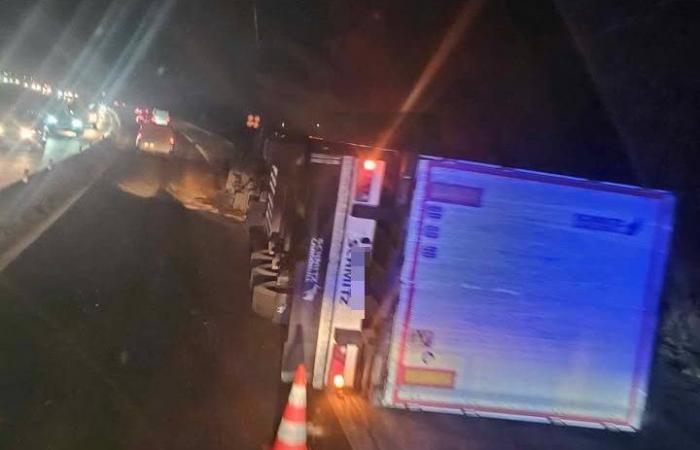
<box><xmin>401</xmin><ymin>367</ymin><xmax>456</xmax><ymax>388</ymax></box>
<box><xmin>288</xmin><ymin>384</ymin><xmax>306</xmax><ymax>407</ymax></box>
<box><xmin>283</xmin><ymin>404</ymin><xmax>305</xmax><ymax>422</ymax></box>
<box><xmin>276</xmin><ymin>419</ymin><xmax>307</xmax><ymax>445</ymax></box>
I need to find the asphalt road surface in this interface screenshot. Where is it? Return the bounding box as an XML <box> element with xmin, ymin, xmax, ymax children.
<box><xmin>0</xmin><ymin>146</ymin><xmax>286</xmax><ymax>449</ymax></box>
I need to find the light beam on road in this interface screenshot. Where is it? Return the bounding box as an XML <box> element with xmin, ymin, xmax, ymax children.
<box><xmin>99</xmin><ymin>0</ymin><xmax>178</xmax><ymax>102</ymax></box>
<box><xmin>0</xmin><ymin>1</ymin><xmax>46</xmax><ymax>69</ymax></box>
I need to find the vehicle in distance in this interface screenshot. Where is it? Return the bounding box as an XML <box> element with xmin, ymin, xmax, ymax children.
<box><xmin>86</xmin><ymin>104</ymin><xmax>105</xmax><ymax>129</ymax></box>
<box><xmin>134</xmin><ymin>107</ymin><xmax>151</xmax><ymax>124</ymax></box>
<box><xmin>136</xmin><ymin>123</ymin><xmax>174</xmax><ymax>156</ymax></box>
<box><xmin>151</xmin><ymin>108</ymin><xmax>170</xmax><ymax>126</ymax></box>
<box><xmin>0</xmin><ymin>108</ymin><xmax>45</xmax><ymax>149</ymax></box>
<box><xmin>44</xmin><ymin>103</ymin><xmax>84</xmax><ymax>138</ymax></box>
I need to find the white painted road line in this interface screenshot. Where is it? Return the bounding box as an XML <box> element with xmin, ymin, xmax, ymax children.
<box><xmin>195</xmin><ymin>143</ymin><xmax>212</xmax><ymax>164</ymax></box>
<box><xmin>180</xmin><ymin>121</ymin><xmax>215</xmax><ymax>137</ymax></box>
<box><xmin>177</xmin><ymin>132</ymin><xmax>211</xmax><ymax>165</ymax></box>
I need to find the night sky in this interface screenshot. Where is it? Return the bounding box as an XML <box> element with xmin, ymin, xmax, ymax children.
<box><xmin>1</xmin><ymin>0</ymin><xmax>698</xmax><ymax>189</ymax></box>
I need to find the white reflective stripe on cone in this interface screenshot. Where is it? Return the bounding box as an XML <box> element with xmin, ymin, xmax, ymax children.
<box><xmin>288</xmin><ymin>384</ymin><xmax>306</xmax><ymax>408</ymax></box>
<box><xmin>276</xmin><ymin>419</ymin><xmax>307</xmax><ymax>445</ymax></box>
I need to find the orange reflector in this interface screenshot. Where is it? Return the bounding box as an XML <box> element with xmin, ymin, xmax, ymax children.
<box><xmin>402</xmin><ymin>367</ymin><xmax>456</xmax><ymax>388</ymax></box>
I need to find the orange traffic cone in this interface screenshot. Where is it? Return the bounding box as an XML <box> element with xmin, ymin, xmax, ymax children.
<box><xmin>272</xmin><ymin>364</ymin><xmax>308</xmax><ymax>450</ymax></box>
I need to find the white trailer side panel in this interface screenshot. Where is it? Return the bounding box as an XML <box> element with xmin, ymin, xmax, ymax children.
<box><xmin>382</xmin><ymin>157</ymin><xmax>674</xmax><ymax>430</ymax></box>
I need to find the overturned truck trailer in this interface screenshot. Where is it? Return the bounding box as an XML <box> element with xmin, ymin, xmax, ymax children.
<box><xmin>281</xmin><ymin>138</ymin><xmax>399</xmax><ymax>389</ymax></box>
<box><xmin>376</xmin><ymin>157</ymin><xmax>675</xmax><ymax>431</ymax></box>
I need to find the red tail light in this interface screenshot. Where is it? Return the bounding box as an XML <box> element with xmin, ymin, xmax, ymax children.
<box><xmin>169</xmin><ymin>136</ymin><xmax>175</xmax><ymax>145</ymax></box>
<box><xmin>328</xmin><ymin>344</ymin><xmax>347</xmax><ymax>387</ymax></box>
